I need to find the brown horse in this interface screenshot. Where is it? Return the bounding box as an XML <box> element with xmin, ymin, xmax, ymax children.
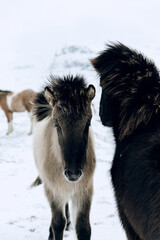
<box><xmin>0</xmin><ymin>89</ymin><xmax>36</xmax><ymax>135</ymax></box>
<box><xmin>33</xmin><ymin>75</ymin><xmax>96</xmax><ymax>240</ymax></box>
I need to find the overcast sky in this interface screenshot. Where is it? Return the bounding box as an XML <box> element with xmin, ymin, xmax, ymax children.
<box><xmin>1</xmin><ymin>0</ymin><xmax>160</xmax><ymax>72</ymax></box>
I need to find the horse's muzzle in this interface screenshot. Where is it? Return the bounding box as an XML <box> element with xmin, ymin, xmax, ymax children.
<box><xmin>63</xmin><ymin>169</ymin><xmax>83</xmax><ymax>182</ymax></box>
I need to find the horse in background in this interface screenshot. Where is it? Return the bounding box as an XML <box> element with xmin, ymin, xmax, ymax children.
<box><xmin>33</xmin><ymin>75</ymin><xmax>96</xmax><ymax>240</ymax></box>
<box><xmin>0</xmin><ymin>89</ymin><xmax>37</xmax><ymax>135</ymax></box>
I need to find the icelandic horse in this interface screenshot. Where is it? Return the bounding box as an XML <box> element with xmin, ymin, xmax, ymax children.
<box><xmin>0</xmin><ymin>89</ymin><xmax>36</xmax><ymax>134</ymax></box>
<box><xmin>33</xmin><ymin>75</ymin><xmax>96</xmax><ymax>240</ymax></box>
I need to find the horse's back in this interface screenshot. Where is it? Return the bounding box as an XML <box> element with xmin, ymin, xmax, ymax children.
<box><xmin>19</xmin><ymin>89</ymin><xmax>37</xmax><ymax>112</ymax></box>
<box><xmin>8</xmin><ymin>89</ymin><xmax>36</xmax><ymax>112</ymax></box>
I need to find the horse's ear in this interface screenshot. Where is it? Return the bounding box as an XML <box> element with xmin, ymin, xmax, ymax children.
<box><xmin>87</xmin><ymin>85</ymin><xmax>96</xmax><ymax>101</ymax></box>
<box><xmin>90</xmin><ymin>58</ymin><xmax>99</xmax><ymax>72</ymax></box>
<box><xmin>44</xmin><ymin>87</ymin><xmax>55</xmax><ymax>105</ymax></box>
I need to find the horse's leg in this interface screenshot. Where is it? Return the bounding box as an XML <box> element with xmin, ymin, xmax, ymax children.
<box><xmin>49</xmin><ymin>201</ymin><xmax>66</xmax><ymax>240</ymax></box>
<box><xmin>72</xmin><ymin>186</ymin><xmax>93</xmax><ymax>240</ymax></box>
<box><xmin>65</xmin><ymin>203</ymin><xmax>71</xmax><ymax>231</ymax></box>
<box><xmin>45</xmin><ymin>187</ymin><xmax>66</xmax><ymax>240</ymax></box>
<box><xmin>28</xmin><ymin>111</ymin><xmax>33</xmax><ymax>135</ymax></box>
<box><xmin>4</xmin><ymin>110</ymin><xmax>13</xmax><ymax>135</ymax></box>
<box><xmin>48</xmin><ymin>225</ymin><xmax>54</xmax><ymax>240</ymax></box>
<box><xmin>8</xmin><ymin>112</ymin><xmax>13</xmax><ymax>134</ymax></box>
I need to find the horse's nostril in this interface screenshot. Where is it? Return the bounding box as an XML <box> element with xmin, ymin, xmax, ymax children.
<box><xmin>64</xmin><ymin>169</ymin><xmax>83</xmax><ymax>182</ymax></box>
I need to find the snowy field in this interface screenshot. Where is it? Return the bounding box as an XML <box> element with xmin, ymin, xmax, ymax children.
<box><xmin>0</xmin><ymin>46</ymin><xmax>126</xmax><ymax>240</ymax></box>
<box><xmin>1</xmin><ymin>0</ymin><xmax>160</xmax><ymax>239</ymax></box>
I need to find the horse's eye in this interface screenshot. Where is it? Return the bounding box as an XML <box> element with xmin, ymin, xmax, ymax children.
<box><xmin>55</xmin><ymin>121</ymin><xmax>61</xmax><ymax>132</ymax></box>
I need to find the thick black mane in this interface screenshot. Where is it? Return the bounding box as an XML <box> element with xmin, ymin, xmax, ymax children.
<box><xmin>33</xmin><ymin>90</ymin><xmax>51</xmax><ymax>121</ymax></box>
<box><xmin>93</xmin><ymin>43</ymin><xmax>159</xmax><ymax>94</ymax></box>
<box><xmin>34</xmin><ymin>75</ymin><xmax>89</xmax><ymax>121</ymax></box>
<box><xmin>92</xmin><ymin>43</ymin><xmax>160</xmax><ymax>139</ymax></box>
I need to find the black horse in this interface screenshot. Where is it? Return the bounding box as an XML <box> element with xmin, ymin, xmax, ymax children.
<box><xmin>91</xmin><ymin>43</ymin><xmax>160</xmax><ymax>240</ymax></box>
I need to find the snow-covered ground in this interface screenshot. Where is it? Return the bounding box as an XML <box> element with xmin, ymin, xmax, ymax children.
<box><xmin>0</xmin><ymin>46</ymin><xmax>127</xmax><ymax>240</ymax></box>
<box><xmin>1</xmin><ymin>1</ymin><xmax>160</xmax><ymax>239</ymax></box>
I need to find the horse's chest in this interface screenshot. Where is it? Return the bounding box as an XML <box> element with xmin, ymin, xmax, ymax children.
<box><xmin>42</xmin><ymin>162</ymin><xmax>81</xmax><ymax>198</ymax></box>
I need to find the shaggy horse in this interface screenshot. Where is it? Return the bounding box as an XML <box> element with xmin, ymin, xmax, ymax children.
<box><xmin>33</xmin><ymin>75</ymin><xmax>96</xmax><ymax>240</ymax></box>
<box><xmin>91</xmin><ymin>43</ymin><xmax>160</xmax><ymax>240</ymax></box>
<box><xmin>0</xmin><ymin>89</ymin><xmax>36</xmax><ymax>135</ymax></box>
